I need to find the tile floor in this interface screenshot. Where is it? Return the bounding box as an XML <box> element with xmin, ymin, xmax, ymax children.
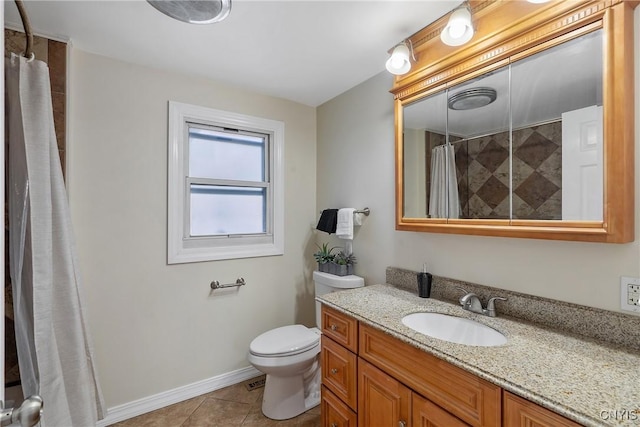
<box><xmin>111</xmin><ymin>378</ymin><xmax>321</xmax><ymax>427</ymax></box>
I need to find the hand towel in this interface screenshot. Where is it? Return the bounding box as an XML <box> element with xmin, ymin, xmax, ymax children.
<box><xmin>336</xmin><ymin>208</ymin><xmax>356</xmax><ymax>240</ymax></box>
<box><xmin>316</xmin><ymin>209</ymin><xmax>338</xmax><ymax>234</ymax></box>
<box><xmin>353</xmin><ymin>212</ymin><xmax>365</xmax><ymax>226</ymax></box>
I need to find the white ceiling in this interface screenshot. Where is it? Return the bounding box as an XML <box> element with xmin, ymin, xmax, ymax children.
<box><xmin>4</xmin><ymin>0</ymin><xmax>462</xmax><ymax>107</ymax></box>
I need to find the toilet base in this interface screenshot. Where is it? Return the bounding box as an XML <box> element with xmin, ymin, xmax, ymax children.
<box><xmin>261</xmin><ymin>361</ymin><xmax>320</xmax><ymax>420</ymax></box>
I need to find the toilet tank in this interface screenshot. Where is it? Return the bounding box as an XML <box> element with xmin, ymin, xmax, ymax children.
<box><xmin>313</xmin><ymin>271</ymin><xmax>364</xmax><ymax>328</ymax></box>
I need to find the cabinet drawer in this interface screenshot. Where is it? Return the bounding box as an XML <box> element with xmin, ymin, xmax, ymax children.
<box><xmin>322</xmin><ymin>305</ymin><xmax>358</xmax><ymax>353</ymax></box>
<box><xmin>503</xmin><ymin>391</ymin><xmax>582</xmax><ymax>427</ymax></box>
<box><xmin>359</xmin><ymin>324</ymin><xmax>501</xmax><ymax>427</ymax></box>
<box><xmin>322</xmin><ymin>335</ymin><xmax>358</xmax><ymax>410</ymax></box>
<box><xmin>322</xmin><ymin>385</ymin><xmax>357</xmax><ymax>427</ymax></box>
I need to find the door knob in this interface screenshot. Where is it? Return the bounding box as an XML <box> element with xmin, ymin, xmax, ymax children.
<box><xmin>0</xmin><ymin>395</ymin><xmax>43</xmax><ymax>427</ymax></box>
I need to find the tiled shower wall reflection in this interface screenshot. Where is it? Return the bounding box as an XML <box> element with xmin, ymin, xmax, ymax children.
<box><xmin>4</xmin><ymin>29</ymin><xmax>67</xmax><ymax>386</ymax></box>
<box><xmin>426</xmin><ymin>121</ymin><xmax>562</xmax><ymax>219</ymax></box>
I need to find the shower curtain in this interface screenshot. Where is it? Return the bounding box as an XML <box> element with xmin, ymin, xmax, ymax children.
<box><xmin>429</xmin><ymin>144</ymin><xmax>460</xmax><ymax>219</ymax></box>
<box><xmin>6</xmin><ymin>53</ymin><xmax>105</xmax><ymax>426</ymax></box>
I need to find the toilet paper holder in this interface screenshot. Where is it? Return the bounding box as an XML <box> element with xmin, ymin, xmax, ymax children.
<box><xmin>211</xmin><ymin>277</ymin><xmax>246</xmax><ymax>290</ymax></box>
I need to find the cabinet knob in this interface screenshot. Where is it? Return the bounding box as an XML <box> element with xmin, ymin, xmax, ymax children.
<box><xmin>330</xmin><ymin>324</ymin><xmax>338</xmax><ymax>331</ymax></box>
<box><xmin>331</xmin><ymin>368</ymin><xmax>338</xmax><ymax>374</ymax></box>
<box><xmin>331</xmin><ymin>424</ymin><xmax>338</xmax><ymax>427</ymax></box>
<box><xmin>398</xmin><ymin>421</ymin><xmax>407</xmax><ymax>427</ymax></box>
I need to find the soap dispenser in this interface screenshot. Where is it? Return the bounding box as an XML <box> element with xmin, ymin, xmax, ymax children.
<box><xmin>417</xmin><ymin>263</ymin><xmax>432</xmax><ymax>298</ymax></box>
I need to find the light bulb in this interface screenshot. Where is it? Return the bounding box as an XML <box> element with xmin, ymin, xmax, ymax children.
<box><xmin>385</xmin><ymin>43</ymin><xmax>412</xmax><ymax>75</ymax></box>
<box><xmin>447</xmin><ymin>22</ymin><xmax>467</xmax><ymax>39</ymax></box>
<box><xmin>440</xmin><ymin>6</ymin><xmax>474</xmax><ymax>46</ymax></box>
<box><xmin>391</xmin><ymin>56</ymin><xmax>406</xmax><ymax>69</ymax></box>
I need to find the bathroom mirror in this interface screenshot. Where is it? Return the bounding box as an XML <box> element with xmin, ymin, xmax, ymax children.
<box><xmin>394</xmin><ymin>0</ymin><xmax>635</xmax><ymax>242</ymax></box>
<box><xmin>403</xmin><ymin>30</ymin><xmax>603</xmax><ymax>222</ymax></box>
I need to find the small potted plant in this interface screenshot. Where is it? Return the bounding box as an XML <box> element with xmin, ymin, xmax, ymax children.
<box><xmin>313</xmin><ymin>243</ymin><xmax>338</xmax><ymax>273</ymax></box>
<box><xmin>331</xmin><ymin>251</ymin><xmax>357</xmax><ymax>276</ymax></box>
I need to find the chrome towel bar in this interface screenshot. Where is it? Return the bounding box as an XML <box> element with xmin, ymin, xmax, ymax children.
<box><xmin>318</xmin><ymin>207</ymin><xmax>370</xmax><ymax>216</ymax></box>
<box><xmin>210</xmin><ymin>277</ymin><xmax>246</xmax><ymax>290</ymax></box>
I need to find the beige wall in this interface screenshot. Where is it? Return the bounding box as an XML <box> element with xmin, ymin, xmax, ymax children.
<box><xmin>402</xmin><ymin>128</ymin><xmax>426</xmax><ymax>218</ymax></box>
<box><xmin>67</xmin><ymin>49</ymin><xmax>317</xmax><ymax>407</ymax></box>
<box><xmin>316</xmin><ymin>8</ymin><xmax>640</xmax><ymax>314</ymax></box>
<box><xmin>64</xmin><ymin>7</ymin><xmax>639</xmax><ymax>410</ymax></box>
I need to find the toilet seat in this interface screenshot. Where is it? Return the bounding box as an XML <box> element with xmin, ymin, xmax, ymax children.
<box><xmin>250</xmin><ymin>325</ymin><xmax>320</xmax><ymax>357</ymax></box>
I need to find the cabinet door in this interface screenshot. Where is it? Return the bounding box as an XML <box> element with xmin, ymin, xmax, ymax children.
<box><xmin>322</xmin><ymin>336</ymin><xmax>358</xmax><ymax>410</ymax></box>
<box><xmin>358</xmin><ymin>358</ymin><xmax>411</xmax><ymax>427</ymax></box>
<box><xmin>413</xmin><ymin>393</ymin><xmax>469</xmax><ymax>427</ymax></box>
<box><xmin>503</xmin><ymin>391</ymin><xmax>582</xmax><ymax>427</ymax></box>
<box><xmin>322</xmin><ymin>386</ymin><xmax>357</xmax><ymax>427</ymax></box>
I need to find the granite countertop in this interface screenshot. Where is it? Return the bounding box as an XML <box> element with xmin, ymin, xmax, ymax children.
<box><xmin>317</xmin><ymin>284</ymin><xmax>640</xmax><ymax>427</ymax></box>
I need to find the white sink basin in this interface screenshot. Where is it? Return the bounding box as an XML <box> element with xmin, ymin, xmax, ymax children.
<box><xmin>401</xmin><ymin>312</ymin><xmax>507</xmax><ymax>347</ymax></box>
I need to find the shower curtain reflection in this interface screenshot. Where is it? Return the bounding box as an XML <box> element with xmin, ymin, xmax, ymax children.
<box><xmin>428</xmin><ymin>144</ymin><xmax>460</xmax><ymax>219</ymax></box>
<box><xmin>6</xmin><ymin>53</ymin><xmax>105</xmax><ymax>426</ymax></box>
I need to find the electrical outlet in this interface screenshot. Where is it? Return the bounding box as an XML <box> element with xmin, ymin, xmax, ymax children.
<box><xmin>620</xmin><ymin>276</ymin><xmax>640</xmax><ymax>313</ymax></box>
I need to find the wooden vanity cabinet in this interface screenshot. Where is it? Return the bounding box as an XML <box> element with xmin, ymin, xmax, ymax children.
<box><xmin>321</xmin><ymin>306</ymin><xmax>359</xmax><ymax>427</ymax></box>
<box><xmin>413</xmin><ymin>393</ymin><xmax>470</xmax><ymax>427</ymax></box>
<box><xmin>358</xmin><ymin>358</ymin><xmax>411</xmax><ymax>427</ymax></box>
<box><xmin>503</xmin><ymin>391</ymin><xmax>582</xmax><ymax>427</ymax></box>
<box><xmin>321</xmin><ymin>385</ymin><xmax>357</xmax><ymax>427</ymax></box>
<box><xmin>322</xmin><ymin>305</ymin><xmax>358</xmax><ymax>352</ymax></box>
<box><xmin>320</xmin><ymin>305</ymin><xmax>579</xmax><ymax>427</ymax></box>
<box><xmin>358</xmin><ymin>358</ymin><xmax>469</xmax><ymax>427</ymax></box>
<box><xmin>321</xmin><ymin>335</ymin><xmax>358</xmax><ymax>410</ymax></box>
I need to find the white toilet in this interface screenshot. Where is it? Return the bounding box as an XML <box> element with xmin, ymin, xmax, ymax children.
<box><xmin>248</xmin><ymin>271</ymin><xmax>365</xmax><ymax>420</ymax></box>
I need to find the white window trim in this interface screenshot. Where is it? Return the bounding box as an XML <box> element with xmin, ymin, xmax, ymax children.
<box><xmin>167</xmin><ymin>101</ymin><xmax>284</xmax><ymax>264</ymax></box>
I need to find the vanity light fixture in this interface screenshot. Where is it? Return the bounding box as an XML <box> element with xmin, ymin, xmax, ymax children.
<box><xmin>385</xmin><ymin>40</ymin><xmax>415</xmax><ymax>75</ymax></box>
<box><xmin>440</xmin><ymin>3</ymin><xmax>474</xmax><ymax>47</ymax></box>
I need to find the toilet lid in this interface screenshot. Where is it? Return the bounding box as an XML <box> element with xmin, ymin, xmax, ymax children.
<box><xmin>250</xmin><ymin>325</ymin><xmax>320</xmax><ymax>357</ymax></box>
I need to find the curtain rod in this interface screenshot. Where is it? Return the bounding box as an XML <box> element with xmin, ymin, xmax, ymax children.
<box><xmin>438</xmin><ymin>117</ymin><xmax>563</xmax><ymax>146</ymax></box>
<box><xmin>14</xmin><ymin>0</ymin><xmax>34</xmax><ymax>59</ymax></box>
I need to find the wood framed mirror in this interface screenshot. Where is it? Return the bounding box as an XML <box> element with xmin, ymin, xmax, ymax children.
<box><xmin>393</xmin><ymin>0</ymin><xmax>637</xmax><ymax>242</ymax></box>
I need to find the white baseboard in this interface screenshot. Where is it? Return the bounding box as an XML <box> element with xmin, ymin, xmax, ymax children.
<box><xmin>96</xmin><ymin>366</ymin><xmax>262</xmax><ymax>427</ymax></box>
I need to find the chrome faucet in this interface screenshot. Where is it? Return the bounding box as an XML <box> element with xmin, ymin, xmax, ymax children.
<box><xmin>457</xmin><ymin>287</ymin><xmax>507</xmax><ymax>317</ymax></box>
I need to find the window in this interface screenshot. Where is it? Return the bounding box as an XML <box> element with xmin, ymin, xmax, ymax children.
<box><xmin>168</xmin><ymin>101</ymin><xmax>284</xmax><ymax>263</ymax></box>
